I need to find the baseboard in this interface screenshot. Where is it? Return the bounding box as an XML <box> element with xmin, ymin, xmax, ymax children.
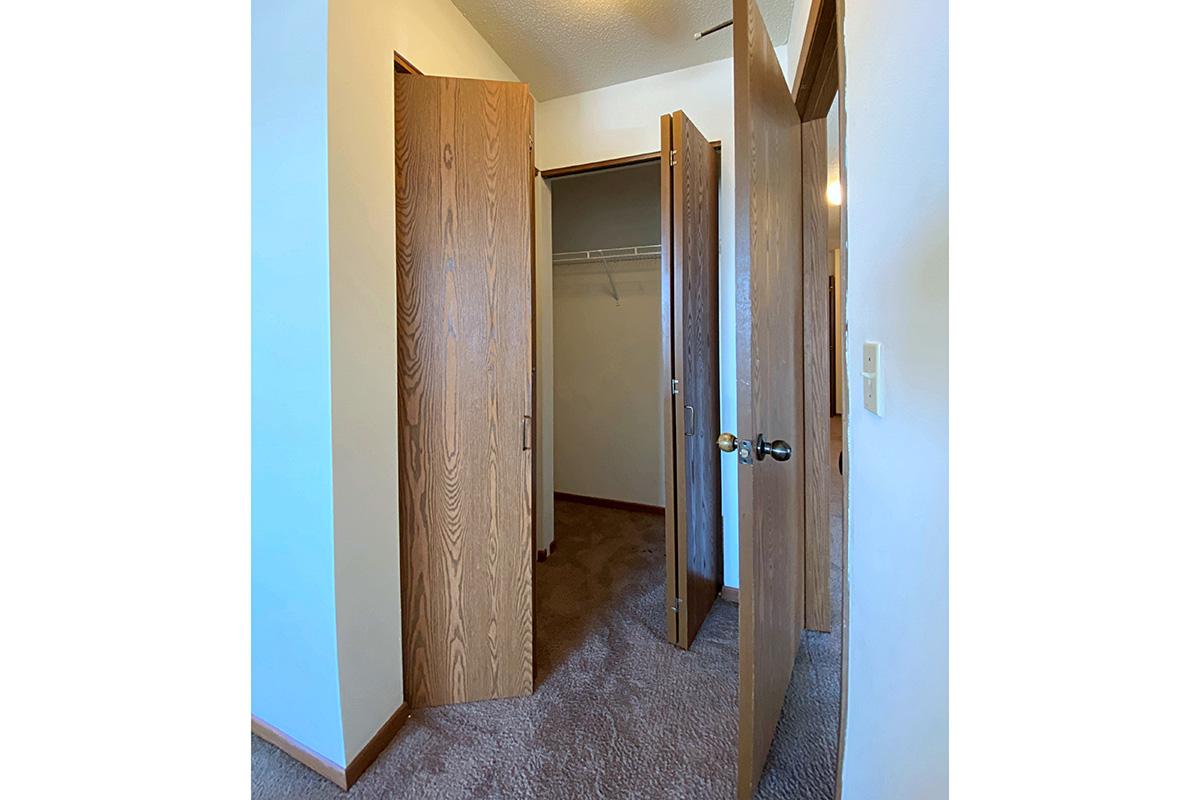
<box><xmin>344</xmin><ymin>702</ymin><xmax>411</xmax><ymax>787</ymax></box>
<box><xmin>554</xmin><ymin>491</ymin><xmax>665</xmax><ymax>515</ymax></box>
<box><xmin>252</xmin><ymin>701</ymin><xmax>410</xmax><ymax>791</ymax></box>
<box><xmin>536</xmin><ymin>538</ymin><xmax>558</xmax><ymax>562</ymax></box>
<box><xmin>252</xmin><ymin>715</ymin><xmax>348</xmax><ymax>789</ymax></box>
<box><xmin>721</xmin><ymin>585</ymin><xmax>739</xmax><ymax>604</ymax></box>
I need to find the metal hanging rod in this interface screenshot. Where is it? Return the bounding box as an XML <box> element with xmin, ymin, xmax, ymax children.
<box><xmin>694</xmin><ymin>18</ymin><xmax>732</xmax><ymax>40</ymax></box>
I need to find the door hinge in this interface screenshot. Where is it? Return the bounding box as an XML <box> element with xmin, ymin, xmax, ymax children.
<box><xmin>669</xmin><ymin>149</ymin><xmax>677</xmax><ymax>167</ymax></box>
<box><xmin>671</xmin><ymin>378</ymin><xmax>679</xmax><ymax>395</ymax></box>
<box><xmin>670</xmin><ymin>598</ymin><xmax>681</xmax><ymax>614</ymax></box>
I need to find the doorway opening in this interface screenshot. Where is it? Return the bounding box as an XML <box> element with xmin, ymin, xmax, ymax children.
<box><xmin>539</xmin><ymin>159</ymin><xmax>668</xmax><ymax>681</ymax></box>
<box><xmin>383</xmin><ymin>0</ymin><xmax>853</xmax><ymax>787</ymax></box>
<box><xmin>537</xmin><ymin>135</ymin><xmax>726</xmax><ymax>680</ymax></box>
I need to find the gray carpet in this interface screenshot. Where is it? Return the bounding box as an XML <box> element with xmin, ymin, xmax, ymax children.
<box><xmin>252</xmin><ymin>426</ymin><xmax>842</xmax><ymax>799</ymax></box>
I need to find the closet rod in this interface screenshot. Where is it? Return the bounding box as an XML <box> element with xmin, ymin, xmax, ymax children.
<box><xmin>694</xmin><ymin>18</ymin><xmax>732</xmax><ymax>40</ymax></box>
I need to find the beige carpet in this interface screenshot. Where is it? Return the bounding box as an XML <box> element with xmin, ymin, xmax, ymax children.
<box><xmin>252</xmin><ymin>425</ymin><xmax>842</xmax><ymax>799</ymax></box>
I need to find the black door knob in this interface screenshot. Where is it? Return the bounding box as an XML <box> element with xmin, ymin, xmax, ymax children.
<box><xmin>754</xmin><ymin>433</ymin><xmax>792</xmax><ymax>462</ymax></box>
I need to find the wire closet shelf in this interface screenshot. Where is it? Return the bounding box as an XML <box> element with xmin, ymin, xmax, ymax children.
<box><xmin>550</xmin><ymin>244</ymin><xmax>661</xmax><ymax>265</ymax></box>
<box><xmin>550</xmin><ymin>244</ymin><xmax>661</xmax><ymax>305</ymax></box>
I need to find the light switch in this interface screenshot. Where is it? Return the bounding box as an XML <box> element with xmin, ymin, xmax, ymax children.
<box><xmin>863</xmin><ymin>341</ymin><xmax>879</xmax><ymax>374</ymax></box>
<box><xmin>862</xmin><ymin>341</ymin><xmax>883</xmax><ymax>416</ymax></box>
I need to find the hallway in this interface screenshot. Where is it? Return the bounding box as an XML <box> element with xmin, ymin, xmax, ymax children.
<box><xmin>252</xmin><ymin>424</ymin><xmax>843</xmax><ymax>799</ymax></box>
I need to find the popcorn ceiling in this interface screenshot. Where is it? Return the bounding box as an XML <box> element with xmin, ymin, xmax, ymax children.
<box><xmin>450</xmin><ymin>0</ymin><xmax>795</xmax><ymax>100</ymax></box>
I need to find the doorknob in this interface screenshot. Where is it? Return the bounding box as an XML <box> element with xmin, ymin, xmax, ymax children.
<box><xmin>753</xmin><ymin>433</ymin><xmax>792</xmax><ymax>462</ymax></box>
<box><xmin>718</xmin><ymin>432</ymin><xmax>755</xmax><ymax>465</ymax></box>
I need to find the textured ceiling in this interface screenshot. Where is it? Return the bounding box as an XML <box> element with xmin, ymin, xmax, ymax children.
<box><xmin>450</xmin><ymin>0</ymin><xmax>796</xmax><ymax>100</ymax></box>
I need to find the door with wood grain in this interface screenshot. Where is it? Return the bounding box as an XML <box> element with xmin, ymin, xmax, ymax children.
<box><xmin>801</xmin><ymin>118</ymin><xmax>832</xmax><ymax>633</ymax></box>
<box><xmin>394</xmin><ymin>72</ymin><xmax>535</xmax><ymax>709</ymax></box>
<box><xmin>660</xmin><ymin>110</ymin><xmax>722</xmax><ymax>649</ymax></box>
<box><xmin>731</xmin><ymin>0</ymin><xmax>807</xmax><ymax>796</ymax></box>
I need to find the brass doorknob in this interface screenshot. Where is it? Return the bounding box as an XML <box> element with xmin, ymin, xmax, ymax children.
<box><xmin>716</xmin><ymin>432</ymin><xmax>738</xmax><ymax>453</ymax></box>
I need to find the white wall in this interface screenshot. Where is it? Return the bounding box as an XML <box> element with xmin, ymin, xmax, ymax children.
<box><xmin>549</xmin><ymin>164</ymin><xmax>662</xmax><ymax>507</ymax></box>
<box><xmin>838</xmin><ymin>0</ymin><xmax>949</xmax><ymax>795</ymax></box>
<box><xmin>828</xmin><ymin>94</ymin><xmax>845</xmax><ymax>416</ymax></box>
<box><xmin>251</xmin><ymin>0</ymin><xmax>346</xmax><ymax>767</ymax></box>
<box><xmin>785</xmin><ymin>0</ymin><xmax>814</xmax><ymax>95</ymax></box>
<box><xmin>536</xmin><ymin>45</ymin><xmax>786</xmax><ymax>587</ymax></box>
<box><xmin>325</xmin><ymin>0</ymin><xmax>522</xmax><ymax>765</ymax></box>
<box><xmin>553</xmin><ymin>257</ymin><xmax>664</xmax><ymax>507</ymax></box>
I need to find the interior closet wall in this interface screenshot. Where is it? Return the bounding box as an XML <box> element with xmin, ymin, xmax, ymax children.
<box><xmin>551</xmin><ymin>164</ymin><xmax>664</xmax><ymax>508</ymax></box>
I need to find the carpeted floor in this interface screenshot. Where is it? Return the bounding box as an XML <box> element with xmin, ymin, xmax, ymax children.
<box><xmin>252</xmin><ymin>423</ymin><xmax>843</xmax><ymax>799</ymax></box>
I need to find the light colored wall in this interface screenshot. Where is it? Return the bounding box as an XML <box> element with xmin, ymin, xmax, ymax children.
<box><xmin>550</xmin><ymin>163</ymin><xmax>660</xmax><ymax>252</ymax></box>
<box><xmin>326</xmin><ymin>0</ymin><xmax>522</xmax><ymax>763</ymax></box>
<box><xmin>785</xmin><ymin>0</ymin><xmax>813</xmax><ymax>94</ymax></box>
<box><xmin>549</xmin><ymin>164</ymin><xmax>662</xmax><ymax>507</ymax></box>
<box><xmin>536</xmin><ymin>44</ymin><xmax>785</xmax><ymax>587</ymax></box>
<box><xmin>839</xmin><ymin>0</ymin><xmax>949</xmax><ymax>795</ymax></box>
<box><xmin>828</xmin><ymin>94</ymin><xmax>845</xmax><ymax>416</ymax></box>
<box><xmin>535</xmin><ymin>176</ymin><xmax>555</xmax><ymax>551</ymax></box>
<box><xmin>826</xmin><ymin>93</ymin><xmax>842</xmax><ymax>249</ymax></box>
<box><xmin>249</xmin><ymin>0</ymin><xmax>524</xmax><ymax>767</ymax></box>
<box><xmin>553</xmin><ymin>257</ymin><xmax>664</xmax><ymax>507</ymax></box>
<box><xmin>250</xmin><ymin>0</ymin><xmax>346</xmax><ymax>766</ymax></box>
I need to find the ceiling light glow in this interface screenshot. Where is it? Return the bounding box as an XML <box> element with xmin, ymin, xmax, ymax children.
<box><xmin>826</xmin><ymin>180</ymin><xmax>842</xmax><ymax>206</ymax></box>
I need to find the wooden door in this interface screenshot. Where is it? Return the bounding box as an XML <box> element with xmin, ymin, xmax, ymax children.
<box><xmin>661</xmin><ymin>111</ymin><xmax>722</xmax><ymax>649</ymax></box>
<box><xmin>829</xmin><ymin>274</ymin><xmax>837</xmax><ymax>416</ymax></box>
<box><xmin>733</xmin><ymin>0</ymin><xmax>806</xmax><ymax>795</ymax></box>
<box><xmin>801</xmin><ymin>119</ymin><xmax>832</xmax><ymax>632</ymax></box>
<box><xmin>395</xmin><ymin>73</ymin><xmax>534</xmax><ymax>709</ymax></box>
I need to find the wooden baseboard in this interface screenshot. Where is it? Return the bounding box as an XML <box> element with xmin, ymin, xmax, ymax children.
<box><xmin>721</xmin><ymin>585</ymin><xmax>739</xmax><ymax>604</ymax></box>
<box><xmin>345</xmin><ymin>702</ymin><xmax>410</xmax><ymax>787</ymax></box>
<box><xmin>536</xmin><ymin>539</ymin><xmax>558</xmax><ymax>562</ymax></box>
<box><xmin>554</xmin><ymin>491</ymin><xmax>665</xmax><ymax>516</ymax></box>
<box><xmin>252</xmin><ymin>701</ymin><xmax>410</xmax><ymax>791</ymax></box>
<box><xmin>252</xmin><ymin>715</ymin><xmax>348</xmax><ymax>789</ymax></box>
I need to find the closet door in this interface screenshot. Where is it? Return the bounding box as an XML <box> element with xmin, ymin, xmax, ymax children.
<box><xmin>661</xmin><ymin>110</ymin><xmax>721</xmax><ymax>649</ymax></box>
<box><xmin>395</xmin><ymin>72</ymin><xmax>535</xmax><ymax>708</ymax></box>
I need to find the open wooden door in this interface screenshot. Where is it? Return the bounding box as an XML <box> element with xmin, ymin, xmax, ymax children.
<box><xmin>661</xmin><ymin>111</ymin><xmax>722</xmax><ymax>649</ymax></box>
<box><xmin>395</xmin><ymin>73</ymin><xmax>535</xmax><ymax>708</ymax></box>
<box><xmin>801</xmin><ymin>118</ymin><xmax>832</xmax><ymax>632</ymax></box>
<box><xmin>731</xmin><ymin>0</ymin><xmax>807</xmax><ymax>795</ymax></box>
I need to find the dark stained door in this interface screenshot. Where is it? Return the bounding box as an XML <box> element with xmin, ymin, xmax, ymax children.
<box><xmin>395</xmin><ymin>72</ymin><xmax>534</xmax><ymax>708</ymax></box>
<box><xmin>732</xmin><ymin>0</ymin><xmax>806</xmax><ymax>795</ymax></box>
<box><xmin>661</xmin><ymin>111</ymin><xmax>722</xmax><ymax>649</ymax></box>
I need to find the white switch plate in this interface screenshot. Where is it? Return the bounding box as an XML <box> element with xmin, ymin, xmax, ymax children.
<box><xmin>863</xmin><ymin>341</ymin><xmax>883</xmax><ymax>416</ymax></box>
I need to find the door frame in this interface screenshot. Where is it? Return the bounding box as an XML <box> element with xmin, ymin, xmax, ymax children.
<box><xmin>393</xmin><ymin>51</ymin><xmax>423</xmax><ymax>76</ymax></box>
<box><xmin>791</xmin><ymin>0</ymin><xmax>850</xmax><ymax>795</ymax></box>
<box><xmin>537</xmin><ymin>143</ymin><xmax>721</xmax><ymax>180</ymax></box>
<box><xmin>538</xmin><ymin>144</ymin><xmax>722</xmax><ymax>653</ymax></box>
